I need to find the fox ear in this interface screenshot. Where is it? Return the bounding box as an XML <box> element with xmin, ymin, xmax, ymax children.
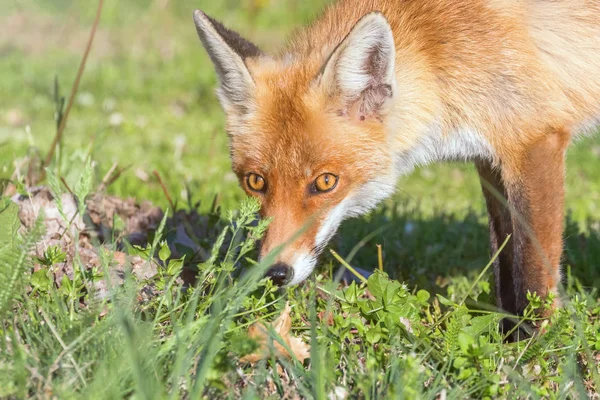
<box><xmin>193</xmin><ymin>10</ymin><xmax>263</xmax><ymax>113</ymax></box>
<box><xmin>318</xmin><ymin>12</ymin><xmax>396</xmax><ymax>120</ymax></box>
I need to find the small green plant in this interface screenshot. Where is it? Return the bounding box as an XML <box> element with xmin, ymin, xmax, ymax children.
<box><xmin>37</xmin><ymin>244</ymin><xmax>67</xmax><ymax>266</ymax></box>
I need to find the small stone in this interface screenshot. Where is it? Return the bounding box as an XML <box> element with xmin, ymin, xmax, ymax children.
<box><xmin>328</xmin><ymin>387</ymin><xmax>348</xmax><ymax>400</ymax></box>
<box><xmin>108</xmin><ymin>112</ymin><xmax>124</xmax><ymax>127</ymax></box>
<box><xmin>77</xmin><ymin>92</ymin><xmax>95</xmax><ymax>107</ymax></box>
<box><xmin>135</xmin><ymin>169</ymin><xmax>149</xmax><ymax>182</ymax></box>
<box><xmin>4</xmin><ymin>108</ymin><xmax>26</xmax><ymax>126</ymax></box>
<box><xmin>400</xmin><ymin>317</ymin><xmax>413</xmax><ymax>333</ymax></box>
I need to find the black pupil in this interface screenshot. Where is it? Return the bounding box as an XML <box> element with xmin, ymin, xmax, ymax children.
<box><xmin>323</xmin><ymin>175</ymin><xmax>329</xmax><ymax>185</ymax></box>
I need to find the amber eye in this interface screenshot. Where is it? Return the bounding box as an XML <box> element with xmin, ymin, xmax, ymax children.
<box><xmin>247</xmin><ymin>173</ymin><xmax>266</xmax><ymax>192</ymax></box>
<box><xmin>313</xmin><ymin>173</ymin><xmax>338</xmax><ymax>193</ymax></box>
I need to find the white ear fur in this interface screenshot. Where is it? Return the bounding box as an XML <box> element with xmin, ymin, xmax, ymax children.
<box><xmin>193</xmin><ymin>10</ymin><xmax>262</xmax><ymax>113</ymax></box>
<box><xmin>319</xmin><ymin>12</ymin><xmax>396</xmax><ymax>118</ymax></box>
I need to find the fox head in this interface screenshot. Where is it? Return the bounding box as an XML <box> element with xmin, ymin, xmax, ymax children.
<box><xmin>193</xmin><ymin>10</ymin><xmax>399</xmax><ymax>285</ymax></box>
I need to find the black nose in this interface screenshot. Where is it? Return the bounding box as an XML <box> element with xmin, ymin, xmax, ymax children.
<box><xmin>266</xmin><ymin>263</ymin><xmax>294</xmax><ymax>286</ymax></box>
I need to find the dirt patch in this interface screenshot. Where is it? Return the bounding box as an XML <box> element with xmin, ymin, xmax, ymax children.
<box><xmin>11</xmin><ymin>186</ymin><xmax>222</xmax><ymax>302</ymax></box>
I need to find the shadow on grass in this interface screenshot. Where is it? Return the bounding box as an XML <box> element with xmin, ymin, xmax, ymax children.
<box><xmin>328</xmin><ymin>202</ymin><xmax>600</xmax><ymax>296</ymax></box>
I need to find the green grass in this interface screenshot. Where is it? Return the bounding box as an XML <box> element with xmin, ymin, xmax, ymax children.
<box><xmin>1</xmin><ymin>0</ymin><xmax>599</xmax><ymax>398</ymax></box>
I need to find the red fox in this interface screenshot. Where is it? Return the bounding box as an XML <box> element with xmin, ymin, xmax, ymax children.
<box><xmin>193</xmin><ymin>0</ymin><xmax>600</xmax><ymax>318</ymax></box>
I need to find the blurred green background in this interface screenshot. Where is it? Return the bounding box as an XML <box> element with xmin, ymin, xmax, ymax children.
<box><xmin>1</xmin><ymin>0</ymin><xmax>599</xmax><ymax>286</ymax></box>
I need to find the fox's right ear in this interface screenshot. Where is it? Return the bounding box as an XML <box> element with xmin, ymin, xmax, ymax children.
<box><xmin>193</xmin><ymin>10</ymin><xmax>263</xmax><ymax>113</ymax></box>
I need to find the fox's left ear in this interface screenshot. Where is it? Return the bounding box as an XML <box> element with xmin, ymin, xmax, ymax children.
<box><xmin>318</xmin><ymin>12</ymin><xmax>396</xmax><ymax>120</ymax></box>
<box><xmin>193</xmin><ymin>10</ymin><xmax>264</xmax><ymax>114</ymax></box>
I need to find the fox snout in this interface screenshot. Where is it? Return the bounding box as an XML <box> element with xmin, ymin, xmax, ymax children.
<box><xmin>258</xmin><ymin>213</ymin><xmax>322</xmax><ymax>287</ymax></box>
<box><xmin>265</xmin><ymin>262</ymin><xmax>294</xmax><ymax>286</ymax></box>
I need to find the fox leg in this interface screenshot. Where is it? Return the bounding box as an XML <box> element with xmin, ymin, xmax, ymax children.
<box><xmin>475</xmin><ymin>160</ymin><xmax>516</xmax><ymax>313</ymax></box>
<box><xmin>476</xmin><ymin>127</ymin><xmax>568</xmax><ymax>318</ymax></box>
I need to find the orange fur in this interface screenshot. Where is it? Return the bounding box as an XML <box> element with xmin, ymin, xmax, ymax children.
<box><xmin>193</xmin><ymin>0</ymin><xmax>600</xmax><ymax>312</ymax></box>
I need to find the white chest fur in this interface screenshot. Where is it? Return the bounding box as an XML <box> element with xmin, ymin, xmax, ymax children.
<box><xmin>395</xmin><ymin>124</ymin><xmax>495</xmax><ymax>175</ymax></box>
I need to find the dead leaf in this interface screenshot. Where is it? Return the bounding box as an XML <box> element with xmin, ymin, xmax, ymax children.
<box><xmin>240</xmin><ymin>302</ymin><xmax>310</xmax><ymax>363</ymax></box>
<box><xmin>318</xmin><ymin>310</ymin><xmax>334</xmax><ymax>326</ymax></box>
